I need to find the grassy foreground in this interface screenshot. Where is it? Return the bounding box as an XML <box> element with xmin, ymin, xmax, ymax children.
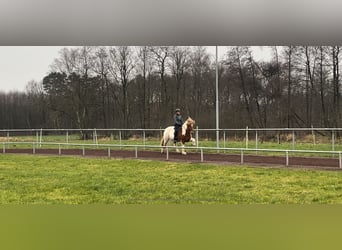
<box><xmin>0</xmin><ymin>154</ymin><xmax>342</xmax><ymax>204</ymax></box>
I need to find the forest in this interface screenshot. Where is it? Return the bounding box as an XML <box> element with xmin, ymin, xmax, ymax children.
<box><xmin>0</xmin><ymin>46</ymin><xmax>341</xmax><ymax>130</ymax></box>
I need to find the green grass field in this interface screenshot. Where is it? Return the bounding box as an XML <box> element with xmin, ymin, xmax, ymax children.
<box><xmin>1</xmin><ymin>154</ymin><xmax>342</xmax><ymax>204</ymax></box>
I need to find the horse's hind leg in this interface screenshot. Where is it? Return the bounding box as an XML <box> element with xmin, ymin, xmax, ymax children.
<box><xmin>160</xmin><ymin>138</ymin><xmax>166</xmax><ymax>153</ymax></box>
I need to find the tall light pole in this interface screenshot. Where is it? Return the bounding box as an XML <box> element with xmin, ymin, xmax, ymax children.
<box><xmin>216</xmin><ymin>46</ymin><xmax>219</xmax><ymax>149</ymax></box>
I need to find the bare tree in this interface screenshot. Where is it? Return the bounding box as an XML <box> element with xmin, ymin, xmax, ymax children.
<box><xmin>247</xmin><ymin>49</ymin><xmax>265</xmax><ymax>127</ymax></box>
<box><xmin>149</xmin><ymin>46</ymin><xmax>170</xmax><ymax>124</ymax></box>
<box><xmin>136</xmin><ymin>46</ymin><xmax>155</xmax><ymax>128</ymax></box>
<box><xmin>227</xmin><ymin>46</ymin><xmax>255</xmax><ymax>127</ymax></box>
<box><xmin>331</xmin><ymin>46</ymin><xmax>340</xmax><ymax>128</ymax></box>
<box><xmin>303</xmin><ymin>46</ymin><xmax>318</xmax><ymax>127</ymax></box>
<box><xmin>169</xmin><ymin>46</ymin><xmax>190</xmax><ymax>108</ymax></box>
<box><xmin>8</xmin><ymin>45</ymin><xmax>342</xmax><ymax>131</ymax></box>
<box><xmin>109</xmin><ymin>46</ymin><xmax>135</xmax><ymax>129</ymax></box>
<box><xmin>51</xmin><ymin>47</ymin><xmax>78</xmax><ymax>74</ymax></box>
<box><xmin>94</xmin><ymin>46</ymin><xmax>112</xmax><ymax>128</ymax></box>
<box><xmin>294</xmin><ymin>46</ymin><xmax>318</xmax><ymax>127</ymax></box>
<box><xmin>318</xmin><ymin>46</ymin><xmax>329</xmax><ymax>127</ymax></box>
<box><xmin>25</xmin><ymin>80</ymin><xmax>46</xmax><ymax>128</ymax></box>
<box><xmin>280</xmin><ymin>46</ymin><xmax>306</xmax><ymax>127</ymax></box>
<box><xmin>271</xmin><ymin>46</ymin><xmax>283</xmax><ymax>127</ymax></box>
<box><xmin>190</xmin><ymin>46</ymin><xmax>211</xmax><ymax>122</ymax></box>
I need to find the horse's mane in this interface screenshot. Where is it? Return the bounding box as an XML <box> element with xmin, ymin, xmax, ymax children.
<box><xmin>181</xmin><ymin>117</ymin><xmax>195</xmax><ymax>135</ymax></box>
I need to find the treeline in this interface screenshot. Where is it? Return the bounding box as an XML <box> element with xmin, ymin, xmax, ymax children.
<box><xmin>1</xmin><ymin>46</ymin><xmax>341</xmax><ymax>129</ymax></box>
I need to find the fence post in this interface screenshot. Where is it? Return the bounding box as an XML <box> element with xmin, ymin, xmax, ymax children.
<box><xmin>241</xmin><ymin>150</ymin><xmax>244</xmax><ymax>164</ymax></box>
<box><xmin>292</xmin><ymin>130</ymin><xmax>295</xmax><ymax>151</ymax></box>
<box><xmin>166</xmin><ymin>147</ymin><xmax>169</xmax><ymax>161</ymax></box>
<box><xmin>94</xmin><ymin>128</ymin><xmax>98</xmax><ymax>146</ymax></box>
<box><xmin>245</xmin><ymin>126</ymin><xmax>249</xmax><ymax>149</ymax></box>
<box><xmin>200</xmin><ymin>148</ymin><xmax>204</xmax><ymax>162</ymax></box>
<box><xmin>6</xmin><ymin>131</ymin><xmax>9</xmax><ymax>145</ymax></box>
<box><xmin>277</xmin><ymin>133</ymin><xmax>280</xmax><ymax>144</ymax></box>
<box><xmin>255</xmin><ymin>130</ymin><xmax>258</xmax><ymax>155</ymax></box>
<box><xmin>3</xmin><ymin>143</ymin><xmax>5</xmax><ymax>154</ymax></box>
<box><xmin>135</xmin><ymin>146</ymin><xmax>138</xmax><ymax>158</ymax></box>
<box><xmin>339</xmin><ymin>152</ymin><xmax>342</xmax><ymax>169</ymax></box>
<box><xmin>36</xmin><ymin>131</ymin><xmax>39</xmax><ymax>146</ymax></box>
<box><xmin>82</xmin><ymin>146</ymin><xmax>85</xmax><ymax>157</ymax></box>
<box><xmin>58</xmin><ymin>144</ymin><xmax>61</xmax><ymax>156</ymax></box>
<box><xmin>332</xmin><ymin>130</ymin><xmax>335</xmax><ymax>152</ymax></box>
<box><xmin>39</xmin><ymin>128</ymin><xmax>42</xmax><ymax>148</ymax></box>
<box><xmin>143</xmin><ymin>130</ymin><xmax>146</xmax><ymax>150</ymax></box>
<box><xmin>223</xmin><ymin>131</ymin><xmax>226</xmax><ymax>153</ymax></box>
<box><xmin>119</xmin><ymin>130</ymin><xmax>122</xmax><ymax>149</ymax></box>
<box><xmin>33</xmin><ymin>143</ymin><xmax>35</xmax><ymax>154</ymax></box>
<box><xmin>311</xmin><ymin>125</ymin><xmax>316</xmax><ymax>145</ymax></box>
<box><xmin>196</xmin><ymin>126</ymin><xmax>199</xmax><ymax>148</ymax></box>
<box><xmin>66</xmin><ymin>130</ymin><xmax>69</xmax><ymax>144</ymax></box>
<box><xmin>217</xmin><ymin>129</ymin><xmax>220</xmax><ymax>153</ymax></box>
<box><xmin>286</xmin><ymin>151</ymin><xmax>289</xmax><ymax>167</ymax></box>
<box><xmin>108</xmin><ymin>147</ymin><xmax>111</xmax><ymax>158</ymax></box>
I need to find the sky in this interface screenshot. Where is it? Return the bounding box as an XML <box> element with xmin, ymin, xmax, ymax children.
<box><xmin>0</xmin><ymin>46</ymin><xmax>273</xmax><ymax>93</ymax></box>
<box><xmin>0</xmin><ymin>46</ymin><xmax>62</xmax><ymax>92</ymax></box>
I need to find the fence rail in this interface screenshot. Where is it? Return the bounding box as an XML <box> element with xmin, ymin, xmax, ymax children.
<box><xmin>1</xmin><ymin>141</ymin><xmax>342</xmax><ymax>169</ymax></box>
<box><xmin>2</xmin><ymin>127</ymin><xmax>342</xmax><ymax>132</ymax></box>
<box><xmin>1</xmin><ymin>127</ymin><xmax>341</xmax><ymax>153</ymax></box>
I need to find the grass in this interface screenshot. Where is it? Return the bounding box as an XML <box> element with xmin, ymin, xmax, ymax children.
<box><xmin>1</xmin><ymin>154</ymin><xmax>342</xmax><ymax>204</ymax></box>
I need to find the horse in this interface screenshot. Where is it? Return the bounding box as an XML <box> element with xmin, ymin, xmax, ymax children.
<box><xmin>160</xmin><ymin>117</ymin><xmax>196</xmax><ymax>155</ymax></box>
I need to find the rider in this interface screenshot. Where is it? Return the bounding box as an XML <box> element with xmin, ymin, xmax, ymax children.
<box><xmin>174</xmin><ymin>108</ymin><xmax>183</xmax><ymax>143</ymax></box>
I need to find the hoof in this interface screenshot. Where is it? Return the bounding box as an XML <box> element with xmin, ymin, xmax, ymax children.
<box><xmin>181</xmin><ymin>152</ymin><xmax>187</xmax><ymax>155</ymax></box>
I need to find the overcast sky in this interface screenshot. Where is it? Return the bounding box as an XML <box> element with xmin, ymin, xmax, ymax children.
<box><xmin>0</xmin><ymin>46</ymin><xmax>272</xmax><ymax>93</ymax></box>
<box><xmin>0</xmin><ymin>46</ymin><xmax>62</xmax><ymax>92</ymax></box>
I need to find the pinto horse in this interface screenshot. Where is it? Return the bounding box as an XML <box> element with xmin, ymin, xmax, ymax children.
<box><xmin>160</xmin><ymin>117</ymin><xmax>196</xmax><ymax>155</ymax></box>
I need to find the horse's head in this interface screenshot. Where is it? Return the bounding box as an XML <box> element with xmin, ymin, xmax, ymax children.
<box><xmin>186</xmin><ymin>117</ymin><xmax>195</xmax><ymax>130</ymax></box>
<box><xmin>181</xmin><ymin>117</ymin><xmax>196</xmax><ymax>137</ymax></box>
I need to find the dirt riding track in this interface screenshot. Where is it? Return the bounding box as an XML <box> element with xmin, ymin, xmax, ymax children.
<box><xmin>2</xmin><ymin>148</ymin><xmax>342</xmax><ymax>171</ymax></box>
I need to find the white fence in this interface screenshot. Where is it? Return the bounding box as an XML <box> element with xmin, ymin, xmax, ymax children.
<box><xmin>0</xmin><ymin>127</ymin><xmax>341</xmax><ymax>152</ymax></box>
<box><xmin>1</xmin><ymin>141</ymin><xmax>342</xmax><ymax>168</ymax></box>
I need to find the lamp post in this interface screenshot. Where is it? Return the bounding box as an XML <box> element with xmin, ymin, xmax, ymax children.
<box><xmin>216</xmin><ymin>46</ymin><xmax>219</xmax><ymax>149</ymax></box>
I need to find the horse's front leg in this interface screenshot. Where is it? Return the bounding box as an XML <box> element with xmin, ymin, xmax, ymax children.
<box><xmin>181</xmin><ymin>142</ymin><xmax>187</xmax><ymax>155</ymax></box>
<box><xmin>174</xmin><ymin>142</ymin><xmax>180</xmax><ymax>153</ymax></box>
